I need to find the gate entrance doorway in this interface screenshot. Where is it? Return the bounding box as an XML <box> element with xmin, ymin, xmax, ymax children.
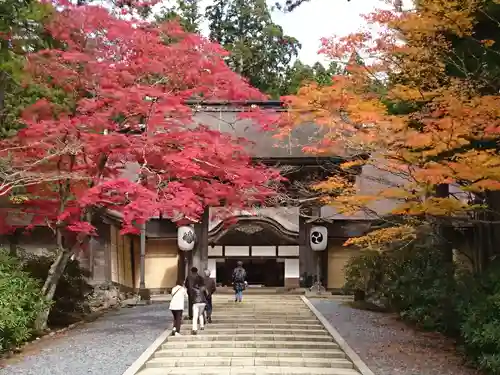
<box><xmin>216</xmin><ymin>258</ymin><xmax>284</xmax><ymax>287</ymax></box>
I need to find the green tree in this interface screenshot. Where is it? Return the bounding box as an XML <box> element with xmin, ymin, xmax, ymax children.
<box><xmin>155</xmin><ymin>0</ymin><xmax>202</xmax><ymax>33</ymax></box>
<box><xmin>281</xmin><ymin>60</ymin><xmax>344</xmax><ymax>95</ymax></box>
<box><xmin>0</xmin><ymin>0</ymin><xmax>53</xmax><ymax>138</ymax></box>
<box><xmin>206</xmin><ymin>0</ymin><xmax>301</xmax><ymax>97</ymax></box>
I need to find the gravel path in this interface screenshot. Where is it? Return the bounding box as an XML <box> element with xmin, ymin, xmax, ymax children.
<box><xmin>312</xmin><ymin>299</ymin><xmax>481</xmax><ymax>375</ymax></box>
<box><xmin>0</xmin><ymin>303</ymin><xmax>171</xmax><ymax>375</ymax></box>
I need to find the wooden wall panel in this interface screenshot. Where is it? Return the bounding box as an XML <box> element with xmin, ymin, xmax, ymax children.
<box><xmin>144</xmin><ymin>239</ymin><xmax>178</xmax><ymax>289</ymax></box>
<box><xmin>116</xmin><ymin>229</ymin><xmax>124</xmax><ymax>285</ymax></box>
<box><xmin>133</xmin><ymin>236</ymin><xmax>140</xmax><ymax>288</ymax></box>
<box><xmin>110</xmin><ymin>225</ymin><xmax>119</xmax><ymax>283</ymax></box>
<box><xmin>110</xmin><ymin>225</ymin><xmax>134</xmax><ymax>288</ymax></box>
<box><xmin>327</xmin><ymin>245</ymin><xmax>359</xmax><ymax>290</ymax></box>
<box><xmin>122</xmin><ymin>235</ymin><xmax>133</xmax><ymax>288</ymax></box>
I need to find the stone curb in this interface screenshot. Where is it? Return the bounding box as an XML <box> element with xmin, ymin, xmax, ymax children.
<box><xmin>301</xmin><ymin>296</ymin><xmax>375</xmax><ymax>375</ymax></box>
<box><xmin>120</xmin><ymin>328</ymin><xmax>172</xmax><ymax>375</ymax></box>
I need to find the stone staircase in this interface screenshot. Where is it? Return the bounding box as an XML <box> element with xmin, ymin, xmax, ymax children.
<box><xmin>136</xmin><ymin>295</ymin><xmax>362</xmax><ymax>375</ymax></box>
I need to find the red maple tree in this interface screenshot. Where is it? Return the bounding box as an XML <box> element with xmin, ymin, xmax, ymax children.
<box><xmin>0</xmin><ymin>1</ymin><xmax>280</xmax><ymax>329</ymax></box>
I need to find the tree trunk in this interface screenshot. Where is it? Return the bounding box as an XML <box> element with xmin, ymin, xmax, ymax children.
<box><xmin>9</xmin><ymin>229</ymin><xmax>19</xmax><ymax>257</ymax></box>
<box><xmin>34</xmin><ymin>248</ymin><xmax>72</xmax><ymax>332</ymax></box>
<box><xmin>483</xmin><ymin>191</ymin><xmax>500</xmax><ymax>270</ymax></box>
<box><xmin>34</xmin><ymin>224</ymin><xmax>74</xmax><ymax>332</ymax></box>
<box><xmin>435</xmin><ymin>184</ymin><xmax>454</xmax><ymax>264</ymax></box>
<box><xmin>0</xmin><ymin>70</ymin><xmax>6</xmax><ymax>122</ymax></box>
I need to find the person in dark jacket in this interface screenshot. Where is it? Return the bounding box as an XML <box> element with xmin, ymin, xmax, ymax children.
<box><xmin>232</xmin><ymin>261</ymin><xmax>247</xmax><ymax>303</ymax></box>
<box><xmin>189</xmin><ymin>274</ymin><xmax>207</xmax><ymax>335</ymax></box>
<box><xmin>203</xmin><ymin>269</ymin><xmax>216</xmax><ymax>323</ymax></box>
<box><xmin>184</xmin><ymin>266</ymin><xmax>199</xmax><ymax>320</ymax></box>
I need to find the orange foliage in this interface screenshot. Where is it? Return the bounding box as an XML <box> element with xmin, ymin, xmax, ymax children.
<box><xmin>344</xmin><ymin>225</ymin><xmax>417</xmax><ymax>250</ymax></box>
<box><xmin>283</xmin><ymin>0</ymin><xmax>500</xmax><ymax>247</ymax></box>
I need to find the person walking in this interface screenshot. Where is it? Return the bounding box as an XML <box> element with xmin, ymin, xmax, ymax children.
<box><xmin>203</xmin><ymin>269</ymin><xmax>217</xmax><ymax>323</ymax></box>
<box><xmin>169</xmin><ymin>278</ymin><xmax>188</xmax><ymax>336</ymax></box>
<box><xmin>232</xmin><ymin>261</ymin><xmax>247</xmax><ymax>303</ymax></box>
<box><xmin>184</xmin><ymin>266</ymin><xmax>199</xmax><ymax>320</ymax></box>
<box><xmin>189</xmin><ymin>274</ymin><xmax>207</xmax><ymax>335</ymax></box>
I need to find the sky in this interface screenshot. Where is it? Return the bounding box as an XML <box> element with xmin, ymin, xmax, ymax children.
<box><xmin>150</xmin><ymin>0</ymin><xmax>395</xmax><ymax>66</ymax></box>
<box><xmin>270</xmin><ymin>0</ymin><xmax>387</xmax><ymax>65</ymax></box>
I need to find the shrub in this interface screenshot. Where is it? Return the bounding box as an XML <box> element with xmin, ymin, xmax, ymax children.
<box><xmin>344</xmin><ymin>250</ymin><xmax>385</xmax><ymax>298</ymax></box>
<box><xmin>344</xmin><ymin>242</ymin><xmax>500</xmax><ymax>374</ymax></box>
<box><xmin>459</xmin><ymin>260</ymin><xmax>500</xmax><ymax>374</ymax></box>
<box><xmin>383</xmin><ymin>244</ymin><xmax>459</xmax><ymax>334</ymax></box>
<box><xmin>344</xmin><ymin>243</ymin><xmax>459</xmax><ymax>334</ymax></box>
<box><xmin>21</xmin><ymin>253</ymin><xmax>92</xmax><ymax>327</ymax></box>
<box><xmin>0</xmin><ymin>249</ymin><xmax>48</xmax><ymax>352</ymax></box>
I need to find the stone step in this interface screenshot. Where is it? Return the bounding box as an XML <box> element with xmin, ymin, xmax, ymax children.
<box><xmin>199</xmin><ymin>312</ymin><xmax>314</xmax><ymax>316</ymax></box>
<box><xmin>167</xmin><ymin>334</ymin><xmax>332</xmax><ymax>342</ymax></box>
<box><xmin>138</xmin><ymin>366</ymin><xmax>360</xmax><ymax>375</ymax></box>
<box><xmin>189</xmin><ymin>323</ymin><xmax>324</xmax><ymax>329</ymax></box>
<box><xmin>214</xmin><ymin>310</ymin><xmax>308</xmax><ymax>312</ymax></box>
<box><xmin>154</xmin><ymin>347</ymin><xmax>346</xmax><ymax>359</ymax></box>
<box><xmin>209</xmin><ymin>306</ymin><xmax>308</xmax><ymax>310</ymax></box>
<box><xmin>216</xmin><ymin>306</ymin><xmax>307</xmax><ymax>309</ymax></box>
<box><xmin>213</xmin><ymin>296</ymin><xmax>303</xmax><ymax>300</ymax></box>
<box><xmin>212</xmin><ymin>301</ymin><xmax>306</xmax><ymax>306</ymax></box>
<box><xmin>184</xmin><ymin>316</ymin><xmax>315</xmax><ymax>321</ymax></box>
<box><xmin>162</xmin><ymin>340</ymin><xmax>339</xmax><ymax>350</ymax></box>
<box><xmin>213</xmin><ymin>298</ymin><xmax>302</xmax><ymax>303</ymax></box>
<box><xmin>210</xmin><ymin>312</ymin><xmax>312</xmax><ymax>316</ymax></box>
<box><xmin>185</xmin><ymin>313</ymin><xmax>313</xmax><ymax>317</ymax></box>
<box><xmin>215</xmin><ymin>306</ymin><xmax>308</xmax><ymax>309</ymax></box>
<box><xmin>145</xmin><ymin>356</ymin><xmax>353</xmax><ymax>369</ymax></box>
<box><xmin>197</xmin><ymin>313</ymin><xmax>313</xmax><ymax>318</ymax></box>
<box><xmin>213</xmin><ymin>299</ymin><xmax>305</xmax><ymax>302</ymax></box>
<box><xmin>213</xmin><ymin>297</ymin><xmax>304</xmax><ymax>300</ymax></box>
<box><xmin>198</xmin><ymin>328</ymin><xmax>329</xmax><ymax>335</ymax></box>
<box><xmin>199</xmin><ymin>311</ymin><xmax>310</xmax><ymax>316</ymax></box>
<box><xmin>182</xmin><ymin>319</ymin><xmax>319</xmax><ymax>324</ymax></box>
<box><xmin>133</xmin><ymin>296</ymin><xmax>362</xmax><ymax>375</ymax></box>
<box><xmin>180</xmin><ymin>322</ymin><xmax>320</xmax><ymax>327</ymax></box>
<box><xmin>208</xmin><ymin>310</ymin><xmax>314</xmax><ymax>315</ymax></box>
<box><xmin>214</xmin><ymin>301</ymin><xmax>306</xmax><ymax>304</ymax></box>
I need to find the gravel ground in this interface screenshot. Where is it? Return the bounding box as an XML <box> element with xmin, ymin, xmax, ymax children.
<box><xmin>0</xmin><ymin>303</ymin><xmax>171</xmax><ymax>375</ymax></box>
<box><xmin>312</xmin><ymin>300</ymin><xmax>481</xmax><ymax>375</ymax></box>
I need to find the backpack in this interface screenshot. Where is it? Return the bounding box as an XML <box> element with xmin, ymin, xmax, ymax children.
<box><xmin>233</xmin><ymin>267</ymin><xmax>245</xmax><ymax>283</ymax></box>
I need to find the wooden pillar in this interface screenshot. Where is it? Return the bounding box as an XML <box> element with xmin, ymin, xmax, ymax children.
<box><xmin>101</xmin><ymin>217</ymin><xmax>113</xmax><ymax>282</ymax></box>
<box><xmin>299</xmin><ymin>207</ymin><xmax>309</xmax><ymax>286</ymax></box>
<box><xmin>201</xmin><ymin>209</ymin><xmax>209</xmax><ymax>270</ymax></box>
<box><xmin>311</xmin><ymin>206</ymin><xmax>322</xmax><ymax>284</ymax></box>
<box><xmin>87</xmin><ymin>236</ymin><xmax>98</xmax><ymax>279</ymax></box>
<box><xmin>299</xmin><ymin>206</ymin><xmax>319</xmax><ymax>287</ymax></box>
<box><xmin>193</xmin><ymin>208</ymin><xmax>209</xmax><ymax>271</ymax></box>
<box><xmin>104</xmin><ymin>240</ymin><xmax>112</xmax><ymax>282</ymax></box>
<box><xmin>139</xmin><ymin>223</ymin><xmax>146</xmax><ymax>289</ymax></box>
<box><xmin>138</xmin><ymin>222</ymin><xmax>150</xmax><ymax>301</ymax></box>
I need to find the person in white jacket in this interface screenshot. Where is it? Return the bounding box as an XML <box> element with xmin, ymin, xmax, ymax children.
<box><xmin>169</xmin><ymin>278</ymin><xmax>188</xmax><ymax>336</ymax></box>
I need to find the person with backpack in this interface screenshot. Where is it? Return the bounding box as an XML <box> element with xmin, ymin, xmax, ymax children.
<box><xmin>232</xmin><ymin>261</ymin><xmax>247</xmax><ymax>303</ymax></box>
<box><xmin>203</xmin><ymin>268</ymin><xmax>216</xmax><ymax>323</ymax></box>
<box><xmin>169</xmin><ymin>278</ymin><xmax>188</xmax><ymax>336</ymax></box>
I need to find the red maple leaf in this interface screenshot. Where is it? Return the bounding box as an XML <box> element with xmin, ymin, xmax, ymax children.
<box><xmin>1</xmin><ymin>2</ymin><xmax>280</xmax><ymax>240</ymax></box>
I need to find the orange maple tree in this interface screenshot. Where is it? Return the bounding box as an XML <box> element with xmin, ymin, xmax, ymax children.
<box><xmin>282</xmin><ymin>0</ymin><xmax>500</xmax><ymax>251</ymax></box>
